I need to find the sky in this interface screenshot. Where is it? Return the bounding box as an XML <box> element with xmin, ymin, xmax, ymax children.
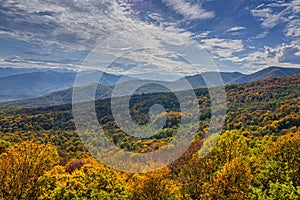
<box><xmin>0</xmin><ymin>0</ymin><xmax>299</xmax><ymax>77</ymax></box>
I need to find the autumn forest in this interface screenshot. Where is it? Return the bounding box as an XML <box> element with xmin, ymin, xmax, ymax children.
<box><xmin>0</xmin><ymin>74</ymin><xmax>299</xmax><ymax>200</ymax></box>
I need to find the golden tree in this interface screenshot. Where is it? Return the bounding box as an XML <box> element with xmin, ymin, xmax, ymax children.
<box><xmin>0</xmin><ymin>141</ymin><xmax>59</xmax><ymax>200</ymax></box>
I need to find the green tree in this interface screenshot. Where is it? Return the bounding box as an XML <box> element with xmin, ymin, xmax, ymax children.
<box><xmin>250</xmin><ymin>130</ymin><xmax>300</xmax><ymax>199</ymax></box>
<box><xmin>0</xmin><ymin>139</ymin><xmax>11</xmax><ymax>154</ymax></box>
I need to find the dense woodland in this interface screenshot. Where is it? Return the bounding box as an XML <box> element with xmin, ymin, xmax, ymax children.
<box><xmin>0</xmin><ymin>74</ymin><xmax>299</xmax><ymax>199</ymax></box>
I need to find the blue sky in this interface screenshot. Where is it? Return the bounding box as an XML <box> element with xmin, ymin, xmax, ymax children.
<box><xmin>0</xmin><ymin>0</ymin><xmax>299</xmax><ymax>76</ymax></box>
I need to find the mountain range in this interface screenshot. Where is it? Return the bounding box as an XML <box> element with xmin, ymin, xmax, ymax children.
<box><xmin>1</xmin><ymin>66</ymin><xmax>300</xmax><ymax>108</ymax></box>
<box><xmin>0</xmin><ymin>68</ymin><xmax>133</xmax><ymax>102</ymax></box>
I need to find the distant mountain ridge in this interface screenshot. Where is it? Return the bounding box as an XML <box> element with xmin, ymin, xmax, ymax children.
<box><xmin>179</xmin><ymin>71</ymin><xmax>244</xmax><ymax>88</ymax></box>
<box><xmin>0</xmin><ymin>68</ymin><xmax>134</xmax><ymax>102</ymax></box>
<box><xmin>0</xmin><ymin>67</ymin><xmax>74</xmax><ymax>79</ymax></box>
<box><xmin>231</xmin><ymin>66</ymin><xmax>300</xmax><ymax>84</ymax></box>
<box><xmin>0</xmin><ymin>71</ymin><xmax>76</xmax><ymax>100</ymax></box>
<box><xmin>1</xmin><ymin>66</ymin><xmax>300</xmax><ymax>108</ymax></box>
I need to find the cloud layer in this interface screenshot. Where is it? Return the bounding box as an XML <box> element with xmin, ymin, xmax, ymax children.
<box><xmin>0</xmin><ymin>0</ymin><xmax>299</xmax><ymax>74</ymax></box>
<box><xmin>162</xmin><ymin>0</ymin><xmax>214</xmax><ymax>20</ymax></box>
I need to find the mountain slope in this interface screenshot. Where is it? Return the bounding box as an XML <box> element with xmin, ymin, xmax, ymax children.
<box><xmin>0</xmin><ymin>67</ymin><xmax>42</xmax><ymax>78</ymax></box>
<box><xmin>0</xmin><ymin>71</ymin><xmax>76</xmax><ymax>100</ymax></box>
<box><xmin>0</xmin><ymin>84</ymin><xmax>113</xmax><ymax>108</ymax></box>
<box><xmin>0</xmin><ymin>67</ymin><xmax>76</xmax><ymax>79</ymax></box>
<box><xmin>183</xmin><ymin>72</ymin><xmax>244</xmax><ymax>88</ymax></box>
<box><xmin>232</xmin><ymin>66</ymin><xmax>300</xmax><ymax>84</ymax></box>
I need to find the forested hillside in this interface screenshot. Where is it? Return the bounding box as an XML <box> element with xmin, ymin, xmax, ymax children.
<box><xmin>0</xmin><ymin>74</ymin><xmax>299</xmax><ymax>199</ymax></box>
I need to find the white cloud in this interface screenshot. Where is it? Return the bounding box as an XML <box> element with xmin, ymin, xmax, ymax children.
<box><xmin>251</xmin><ymin>8</ymin><xmax>282</xmax><ymax>29</ymax></box>
<box><xmin>242</xmin><ymin>43</ymin><xmax>300</xmax><ymax>70</ymax></box>
<box><xmin>198</xmin><ymin>37</ymin><xmax>299</xmax><ymax>71</ymax></box>
<box><xmin>1</xmin><ymin>0</ymin><xmax>298</xmax><ymax>75</ymax></box>
<box><xmin>251</xmin><ymin>0</ymin><xmax>300</xmax><ymax>38</ymax></box>
<box><xmin>147</xmin><ymin>13</ymin><xmax>164</xmax><ymax>22</ymax></box>
<box><xmin>192</xmin><ymin>31</ymin><xmax>210</xmax><ymax>39</ymax></box>
<box><xmin>199</xmin><ymin>38</ymin><xmax>244</xmax><ymax>51</ymax></box>
<box><xmin>0</xmin><ymin>0</ymin><xmax>218</xmax><ymax>76</ymax></box>
<box><xmin>226</xmin><ymin>26</ymin><xmax>246</xmax><ymax>32</ymax></box>
<box><xmin>286</xmin><ymin>19</ymin><xmax>300</xmax><ymax>37</ymax></box>
<box><xmin>195</xmin><ymin>38</ymin><xmax>247</xmax><ymax>65</ymax></box>
<box><xmin>0</xmin><ymin>57</ymin><xmax>78</xmax><ymax>70</ymax></box>
<box><xmin>290</xmin><ymin>0</ymin><xmax>300</xmax><ymax>13</ymax></box>
<box><xmin>274</xmin><ymin>44</ymin><xmax>300</xmax><ymax>64</ymax></box>
<box><xmin>162</xmin><ymin>0</ymin><xmax>214</xmax><ymax>20</ymax></box>
<box><xmin>0</xmin><ymin>0</ymin><xmax>194</xmax><ymax>51</ymax></box>
<box><xmin>255</xmin><ymin>31</ymin><xmax>269</xmax><ymax>39</ymax></box>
